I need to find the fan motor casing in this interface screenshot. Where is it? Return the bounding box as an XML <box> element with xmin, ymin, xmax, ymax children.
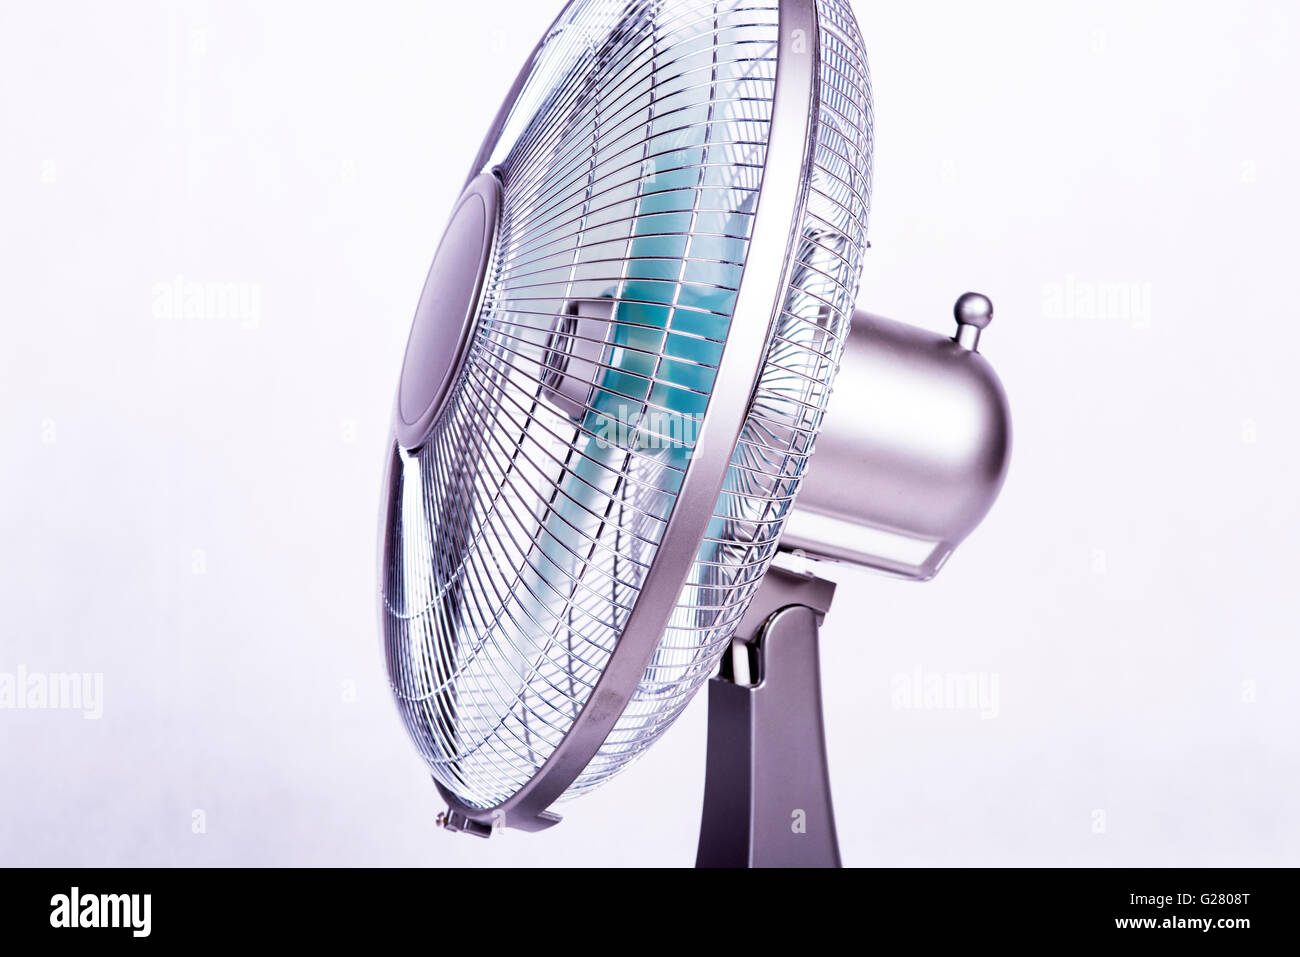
<box><xmin>782</xmin><ymin>309</ymin><xmax>1012</xmax><ymax>579</ymax></box>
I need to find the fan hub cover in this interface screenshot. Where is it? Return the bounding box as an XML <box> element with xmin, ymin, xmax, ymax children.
<box><xmin>395</xmin><ymin>173</ymin><xmax>501</xmax><ymax>450</ymax></box>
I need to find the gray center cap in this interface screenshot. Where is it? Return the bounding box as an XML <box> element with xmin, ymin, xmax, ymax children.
<box><xmin>395</xmin><ymin>172</ymin><xmax>501</xmax><ymax>450</ymax></box>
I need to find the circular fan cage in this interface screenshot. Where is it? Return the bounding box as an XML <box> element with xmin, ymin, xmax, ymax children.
<box><xmin>382</xmin><ymin>0</ymin><xmax>873</xmax><ymax>813</ymax></box>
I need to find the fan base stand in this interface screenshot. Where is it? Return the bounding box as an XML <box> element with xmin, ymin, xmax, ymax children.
<box><xmin>695</xmin><ymin>562</ymin><xmax>841</xmax><ymax>868</ymax></box>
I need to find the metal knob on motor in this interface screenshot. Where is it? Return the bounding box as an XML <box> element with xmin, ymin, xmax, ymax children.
<box><xmin>953</xmin><ymin>291</ymin><xmax>994</xmax><ymax>352</ymax></box>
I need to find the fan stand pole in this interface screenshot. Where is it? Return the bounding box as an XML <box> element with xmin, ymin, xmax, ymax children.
<box><xmin>695</xmin><ymin>563</ymin><xmax>841</xmax><ymax>868</ymax></box>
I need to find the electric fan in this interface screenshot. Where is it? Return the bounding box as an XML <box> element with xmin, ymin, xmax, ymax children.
<box><xmin>380</xmin><ymin>0</ymin><xmax>1010</xmax><ymax>867</ymax></box>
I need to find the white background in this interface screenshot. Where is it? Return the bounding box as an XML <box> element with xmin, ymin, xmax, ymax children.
<box><xmin>2</xmin><ymin>0</ymin><xmax>1297</xmax><ymax>866</ymax></box>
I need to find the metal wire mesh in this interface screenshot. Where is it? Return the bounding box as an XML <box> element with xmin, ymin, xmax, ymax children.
<box><xmin>382</xmin><ymin>0</ymin><xmax>872</xmax><ymax>810</ymax></box>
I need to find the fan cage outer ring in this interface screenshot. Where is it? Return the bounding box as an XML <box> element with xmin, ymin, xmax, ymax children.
<box><xmin>429</xmin><ymin>0</ymin><xmax>822</xmax><ymax>832</ymax></box>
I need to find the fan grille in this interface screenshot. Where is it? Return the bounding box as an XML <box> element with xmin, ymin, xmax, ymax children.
<box><xmin>382</xmin><ymin>0</ymin><xmax>872</xmax><ymax>810</ymax></box>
